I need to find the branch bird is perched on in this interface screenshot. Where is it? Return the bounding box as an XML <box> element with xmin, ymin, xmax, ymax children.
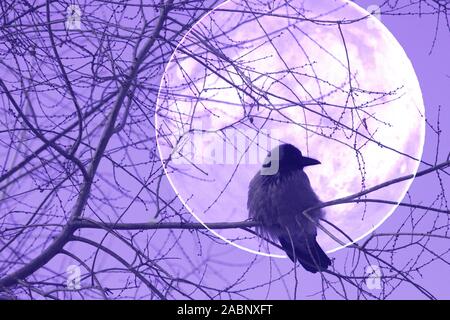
<box><xmin>247</xmin><ymin>143</ymin><xmax>331</xmax><ymax>273</ymax></box>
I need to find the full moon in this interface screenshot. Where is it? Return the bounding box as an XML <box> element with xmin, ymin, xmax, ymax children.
<box><xmin>155</xmin><ymin>0</ymin><xmax>425</xmax><ymax>257</ymax></box>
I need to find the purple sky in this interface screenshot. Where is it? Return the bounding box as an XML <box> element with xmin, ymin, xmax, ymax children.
<box><xmin>1</xmin><ymin>0</ymin><xmax>449</xmax><ymax>300</ymax></box>
<box><xmin>173</xmin><ymin>0</ymin><xmax>450</xmax><ymax>299</ymax></box>
<box><xmin>153</xmin><ymin>0</ymin><xmax>450</xmax><ymax>299</ymax></box>
<box><xmin>51</xmin><ymin>0</ymin><xmax>450</xmax><ymax>300</ymax></box>
<box><xmin>341</xmin><ymin>0</ymin><xmax>450</xmax><ymax>298</ymax></box>
<box><xmin>360</xmin><ymin>0</ymin><xmax>450</xmax><ymax>299</ymax></box>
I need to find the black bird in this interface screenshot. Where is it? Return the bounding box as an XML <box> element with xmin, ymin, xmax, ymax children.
<box><xmin>247</xmin><ymin>143</ymin><xmax>331</xmax><ymax>273</ymax></box>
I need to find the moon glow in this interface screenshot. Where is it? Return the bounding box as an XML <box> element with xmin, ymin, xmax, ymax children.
<box><xmin>155</xmin><ymin>0</ymin><xmax>425</xmax><ymax>256</ymax></box>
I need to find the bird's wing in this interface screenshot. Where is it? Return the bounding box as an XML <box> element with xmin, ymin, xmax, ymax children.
<box><xmin>278</xmin><ymin>233</ymin><xmax>331</xmax><ymax>273</ymax></box>
<box><xmin>271</xmin><ymin>171</ymin><xmax>323</xmax><ymax>235</ymax></box>
<box><xmin>247</xmin><ymin>169</ymin><xmax>331</xmax><ymax>272</ymax></box>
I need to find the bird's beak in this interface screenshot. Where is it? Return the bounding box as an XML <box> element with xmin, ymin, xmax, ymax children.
<box><xmin>301</xmin><ymin>156</ymin><xmax>321</xmax><ymax>167</ymax></box>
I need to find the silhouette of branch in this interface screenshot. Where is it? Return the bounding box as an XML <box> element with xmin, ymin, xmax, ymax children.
<box><xmin>0</xmin><ymin>0</ymin><xmax>174</xmax><ymax>290</ymax></box>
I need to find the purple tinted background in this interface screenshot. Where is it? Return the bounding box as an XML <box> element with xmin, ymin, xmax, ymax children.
<box><xmin>89</xmin><ymin>0</ymin><xmax>450</xmax><ymax>299</ymax></box>
<box><xmin>347</xmin><ymin>0</ymin><xmax>450</xmax><ymax>299</ymax></box>
<box><xmin>171</xmin><ymin>0</ymin><xmax>450</xmax><ymax>299</ymax></box>
<box><xmin>1</xmin><ymin>0</ymin><xmax>448</xmax><ymax>300</ymax></box>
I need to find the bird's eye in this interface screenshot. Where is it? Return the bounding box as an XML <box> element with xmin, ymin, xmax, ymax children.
<box><xmin>262</xmin><ymin>161</ymin><xmax>272</xmax><ymax>168</ymax></box>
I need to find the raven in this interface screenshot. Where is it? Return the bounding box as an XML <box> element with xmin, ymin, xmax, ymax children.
<box><xmin>247</xmin><ymin>143</ymin><xmax>331</xmax><ymax>273</ymax></box>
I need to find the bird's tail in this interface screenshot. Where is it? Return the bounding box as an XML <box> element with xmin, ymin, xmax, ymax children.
<box><xmin>278</xmin><ymin>235</ymin><xmax>331</xmax><ymax>273</ymax></box>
